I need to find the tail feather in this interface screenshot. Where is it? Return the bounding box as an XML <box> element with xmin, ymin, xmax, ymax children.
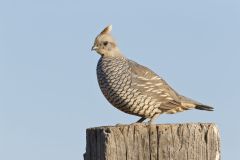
<box><xmin>180</xmin><ymin>95</ymin><xmax>214</xmax><ymax>111</ymax></box>
<box><xmin>195</xmin><ymin>105</ymin><xmax>214</xmax><ymax>111</ymax></box>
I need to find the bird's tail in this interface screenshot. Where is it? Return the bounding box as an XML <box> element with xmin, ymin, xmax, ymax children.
<box><xmin>195</xmin><ymin>104</ymin><xmax>214</xmax><ymax>111</ymax></box>
<box><xmin>180</xmin><ymin>95</ymin><xmax>214</xmax><ymax>111</ymax></box>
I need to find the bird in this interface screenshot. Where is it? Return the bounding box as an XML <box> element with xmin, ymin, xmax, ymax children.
<box><xmin>91</xmin><ymin>25</ymin><xmax>213</xmax><ymax>124</ymax></box>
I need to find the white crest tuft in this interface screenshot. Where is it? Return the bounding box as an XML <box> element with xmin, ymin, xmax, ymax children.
<box><xmin>100</xmin><ymin>25</ymin><xmax>112</xmax><ymax>34</ymax></box>
<box><xmin>107</xmin><ymin>25</ymin><xmax>112</xmax><ymax>32</ymax></box>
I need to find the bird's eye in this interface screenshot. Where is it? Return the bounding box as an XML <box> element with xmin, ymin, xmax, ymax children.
<box><xmin>103</xmin><ymin>41</ymin><xmax>108</xmax><ymax>46</ymax></box>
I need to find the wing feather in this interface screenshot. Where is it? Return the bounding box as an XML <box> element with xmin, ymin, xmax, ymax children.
<box><xmin>128</xmin><ymin>60</ymin><xmax>181</xmax><ymax>110</ymax></box>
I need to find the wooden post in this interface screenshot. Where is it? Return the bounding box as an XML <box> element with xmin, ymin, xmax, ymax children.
<box><xmin>84</xmin><ymin>123</ymin><xmax>220</xmax><ymax>160</ymax></box>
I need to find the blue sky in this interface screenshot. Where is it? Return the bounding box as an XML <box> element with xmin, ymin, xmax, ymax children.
<box><xmin>0</xmin><ymin>0</ymin><xmax>239</xmax><ymax>159</ymax></box>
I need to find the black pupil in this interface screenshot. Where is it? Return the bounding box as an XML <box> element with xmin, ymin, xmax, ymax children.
<box><xmin>103</xmin><ymin>41</ymin><xmax>108</xmax><ymax>46</ymax></box>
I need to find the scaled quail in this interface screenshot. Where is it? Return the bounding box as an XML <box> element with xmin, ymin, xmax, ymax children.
<box><xmin>91</xmin><ymin>25</ymin><xmax>213</xmax><ymax>124</ymax></box>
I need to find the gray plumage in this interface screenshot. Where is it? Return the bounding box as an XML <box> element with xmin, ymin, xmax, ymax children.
<box><xmin>92</xmin><ymin>25</ymin><xmax>213</xmax><ymax>124</ymax></box>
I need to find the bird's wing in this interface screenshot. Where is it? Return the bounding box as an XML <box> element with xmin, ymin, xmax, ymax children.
<box><xmin>128</xmin><ymin>59</ymin><xmax>182</xmax><ymax>111</ymax></box>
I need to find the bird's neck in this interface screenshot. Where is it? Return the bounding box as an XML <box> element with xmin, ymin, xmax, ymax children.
<box><xmin>103</xmin><ymin>47</ymin><xmax>124</xmax><ymax>58</ymax></box>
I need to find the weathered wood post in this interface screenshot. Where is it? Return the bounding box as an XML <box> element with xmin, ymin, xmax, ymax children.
<box><xmin>84</xmin><ymin>123</ymin><xmax>220</xmax><ymax>160</ymax></box>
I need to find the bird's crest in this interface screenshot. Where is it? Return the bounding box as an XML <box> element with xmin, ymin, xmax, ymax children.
<box><xmin>100</xmin><ymin>25</ymin><xmax>112</xmax><ymax>35</ymax></box>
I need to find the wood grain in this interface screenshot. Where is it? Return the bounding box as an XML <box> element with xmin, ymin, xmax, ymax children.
<box><xmin>84</xmin><ymin>123</ymin><xmax>220</xmax><ymax>160</ymax></box>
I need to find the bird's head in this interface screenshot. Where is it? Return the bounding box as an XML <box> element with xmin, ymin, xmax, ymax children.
<box><xmin>91</xmin><ymin>25</ymin><xmax>122</xmax><ymax>57</ymax></box>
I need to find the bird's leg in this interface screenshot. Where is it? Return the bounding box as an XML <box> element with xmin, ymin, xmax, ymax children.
<box><xmin>116</xmin><ymin>117</ymin><xmax>146</xmax><ymax>126</ymax></box>
<box><xmin>136</xmin><ymin>117</ymin><xmax>146</xmax><ymax>123</ymax></box>
<box><xmin>147</xmin><ymin>114</ymin><xmax>160</xmax><ymax>125</ymax></box>
<box><xmin>147</xmin><ymin>119</ymin><xmax>153</xmax><ymax>125</ymax></box>
<box><xmin>130</xmin><ymin>117</ymin><xmax>147</xmax><ymax>125</ymax></box>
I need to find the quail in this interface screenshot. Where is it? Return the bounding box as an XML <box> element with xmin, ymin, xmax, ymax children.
<box><xmin>91</xmin><ymin>25</ymin><xmax>213</xmax><ymax>124</ymax></box>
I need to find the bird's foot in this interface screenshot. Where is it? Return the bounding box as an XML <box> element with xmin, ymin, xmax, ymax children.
<box><xmin>130</xmin><ymin>122</ymin><xmax>147</xmax><ymax>126</ymax></box>
<box><xmin>115</xmin><ymin>123</ymin><xmax>127</xmax><ymax>127</ymax></box>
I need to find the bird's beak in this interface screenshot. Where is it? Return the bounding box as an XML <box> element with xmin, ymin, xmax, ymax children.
<box><xmin>91</xmin><ymin>46</ymin><xmax>98</xmax><ymax>51</ymax></box>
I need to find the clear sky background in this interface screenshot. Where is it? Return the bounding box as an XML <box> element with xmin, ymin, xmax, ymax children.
<box><xmin>0</xmin><ymin>0</ymin><xmax>239</xmax><ymax>159</ymax></box>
